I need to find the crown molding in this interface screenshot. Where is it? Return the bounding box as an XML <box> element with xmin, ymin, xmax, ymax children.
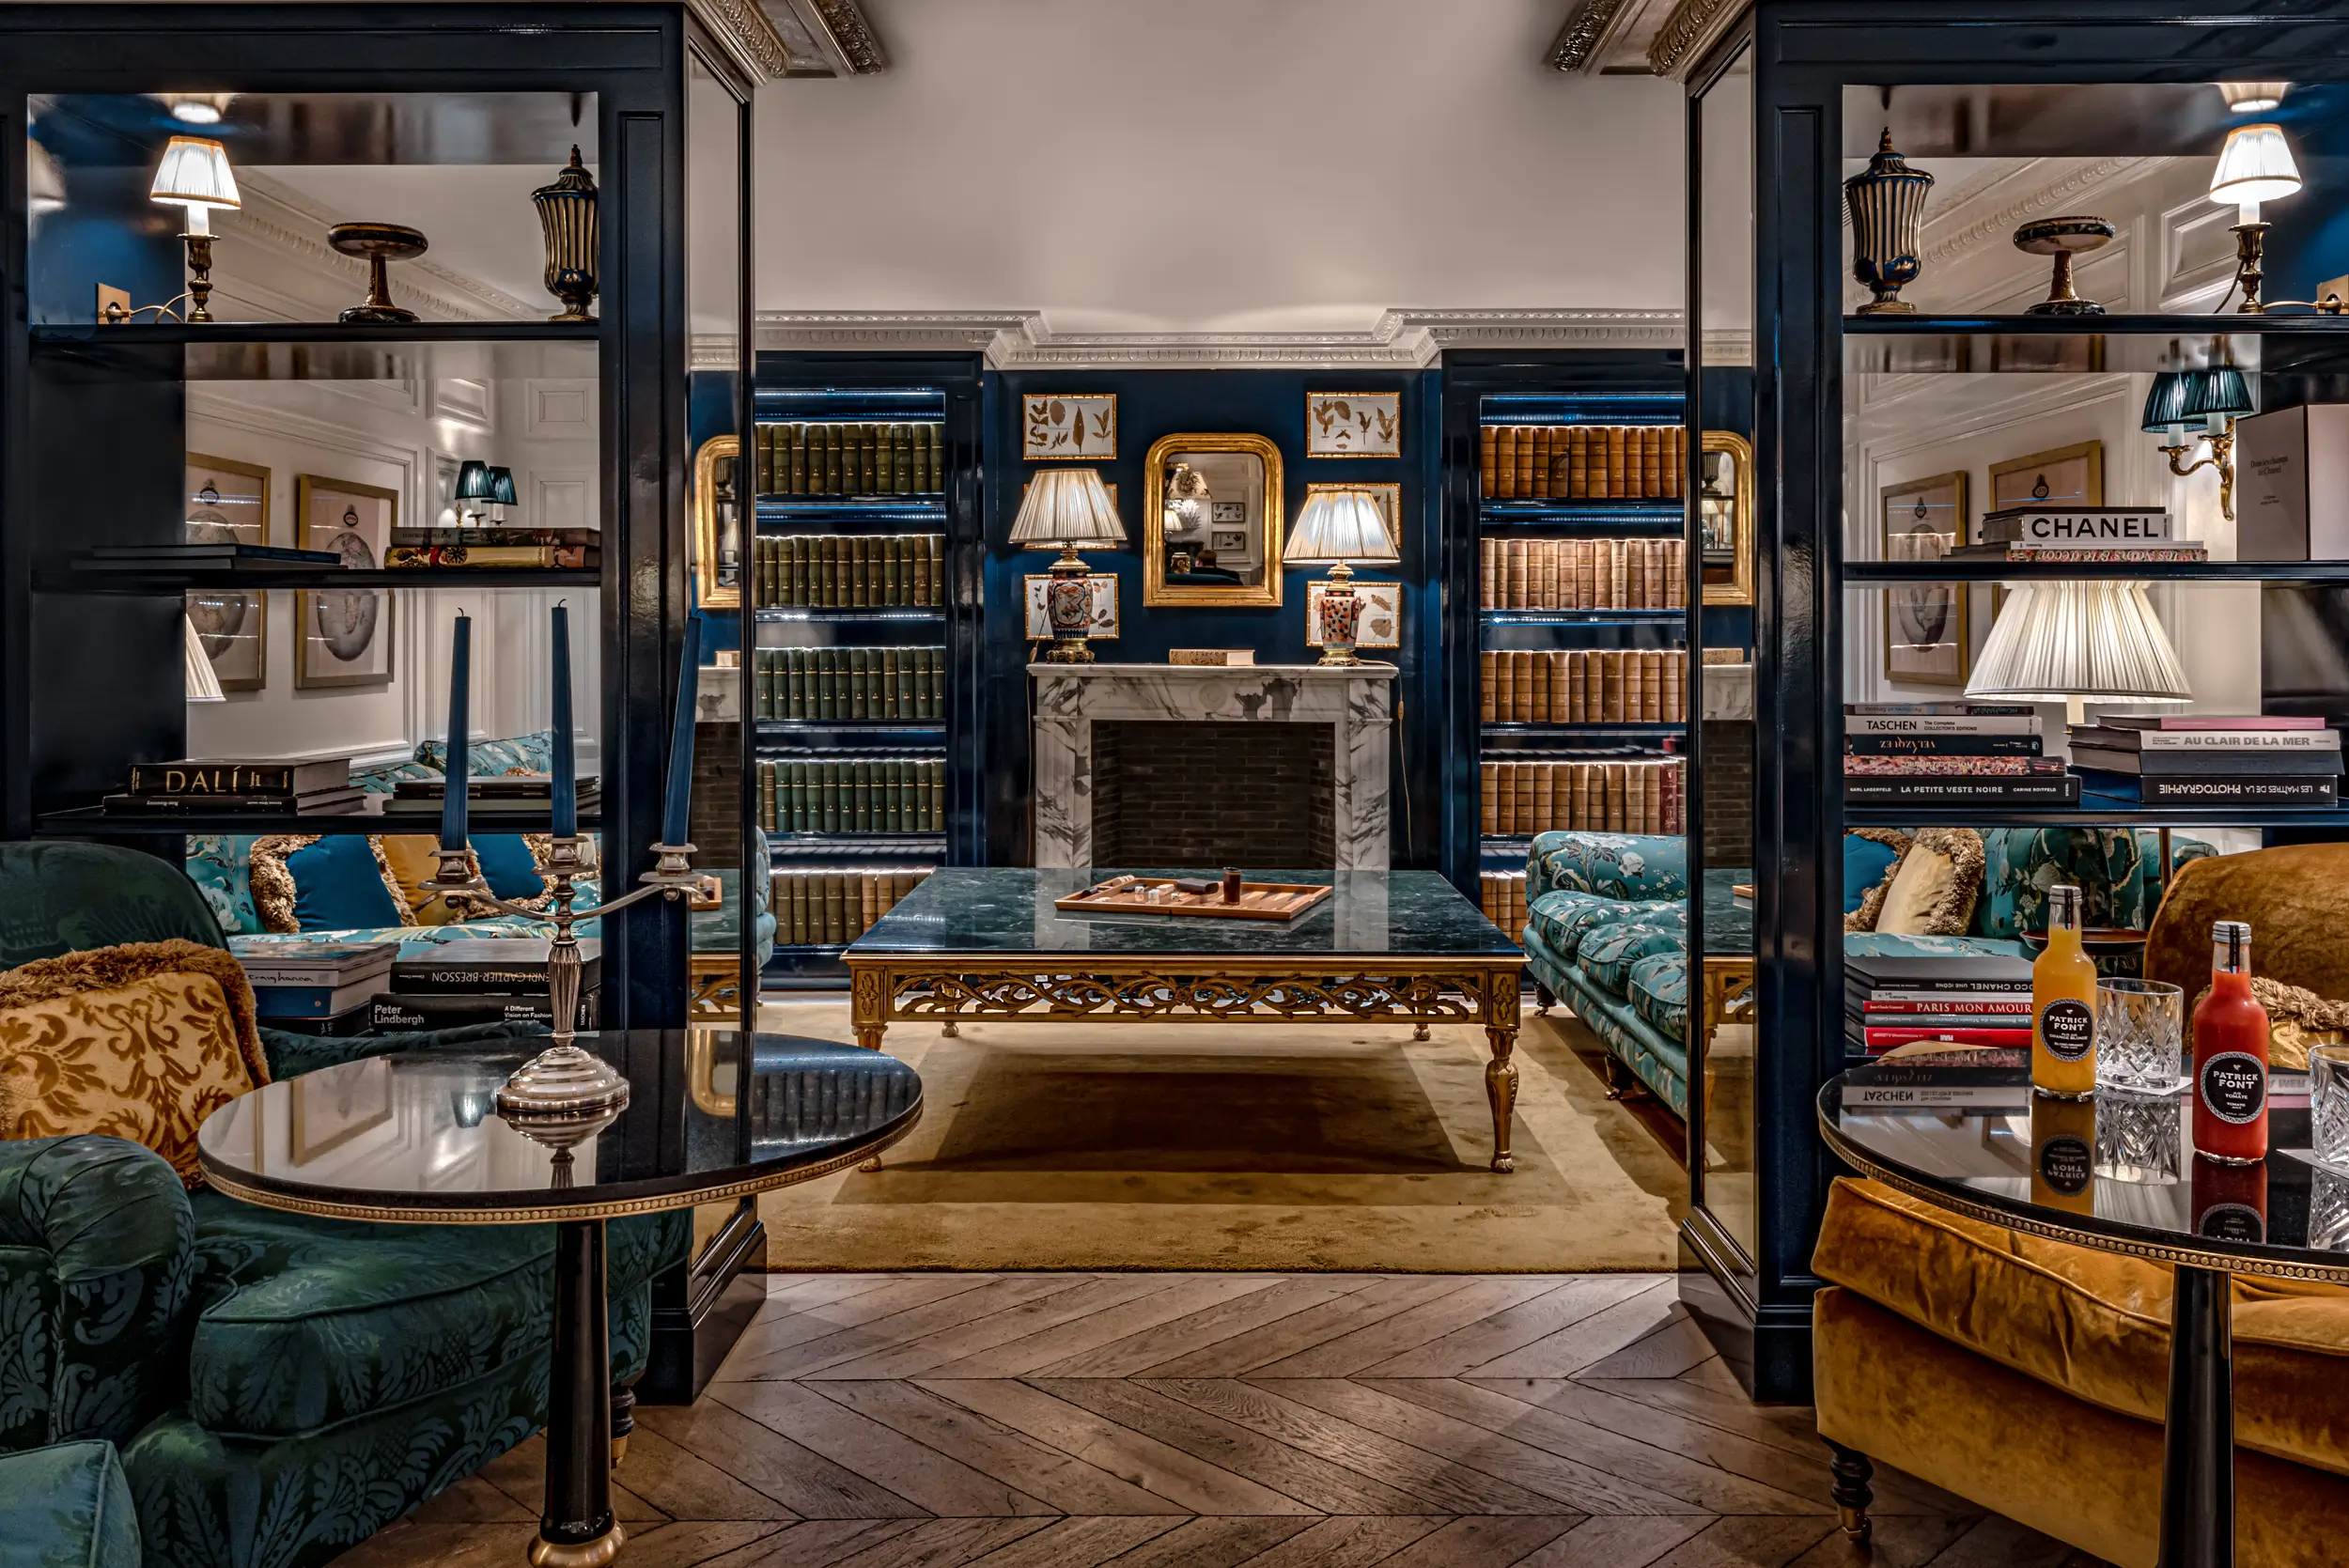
<box><xmin>1916</xmin><ymin>157</ymin><xmax>2156</xmax><ymax>273</ymax></box>
<box><xmin>1548</xmin><ymin>0</ymin><xmax>1639</xmax><ymax>72</ymax></box>
<box><xmin>221</xmin><ymin>172</ymin><xmax>539</xmax><ymax>323</ymax></box>
<box><xmin>764</xmin><ymin>0</ymin><xmax>888</xmax><ymax>75</ymax></box>
<box><xmin>754</xmin><ymin>308</ymin><xmax>1688</xmax><ymax>368</ymax></box>
<box><xmin>1647</xmin><ymin>0</ymin><xmax>1748</xmax><ymax>78</ymax></box>
<box><xmin>690</xmin><ymin>0</ymin><xmax>793</xmax><ymax>83</ymax></box>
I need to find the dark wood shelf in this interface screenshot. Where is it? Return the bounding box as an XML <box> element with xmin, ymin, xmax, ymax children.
<box><xmin>36</xmin><ymin>805</ymin><xmax>603</xmax><ymax>836</ymax></box>
<box><xmin>32</xmin><ymin>320</ymin><xmax>597</xmax><ymax>346</ymax></box>
<box><xmin>754</xmin><ymin>719</ymin><xmax>946</xmax><ymax>735</ymax></box>
<box><xmin>1843</xmin><ymin>805</ymin><xmax>2347</xmax><ymax>830</ymax></box>
<box><xmin>1483</xmin><ymin>722</ymin><xmax>1686</xmax><ymax>737</ymax></box>
<box><xmin>767</xmin><ymin>832</ymin><xmax>945</xmax><ymax>857</ymax></box>
<box><xmin>42</xmin><ymin>567</ymin><xmax>601</xmax><ymax>593</ymax></box>
<box><xmin>30</xmin><ymin>321</ymin><xmax>599</xmax><ymax>382</ymax></box>
<box><xmin>1482</xmin><ymin>608</ymin><xmax>1685</xmax><ymax>624</ymax></box>
<box><xmin>1479</xmin><ymin>501</ymin><xmax>1686</xmax><ymax>534</ymax></box>
<box><xmin>1843</xmin><ymin>313</ymin><xmax>2349</xmax><ymax>336</ymax></box>
<box><xmin>754</xmin><ymin>607</ymin><xmax>944</xmax><ymax>624</ymax></box>
<box><xmin>1843</xmin><ymin>560</ymin><xmax>2349</xmax><ymax>583</ymax></box>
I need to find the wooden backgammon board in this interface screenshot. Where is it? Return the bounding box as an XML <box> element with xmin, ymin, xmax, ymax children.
<box><xmin>1053</xmin><ymin>874</ymin><xmax>1334</xmax><ymax>921</ymax></box>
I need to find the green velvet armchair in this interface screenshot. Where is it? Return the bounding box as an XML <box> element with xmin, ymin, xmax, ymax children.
<box><xmin>0</xmin><ymin>843</ymin><xmax>692</xmax><ymax>1568</ymax></box>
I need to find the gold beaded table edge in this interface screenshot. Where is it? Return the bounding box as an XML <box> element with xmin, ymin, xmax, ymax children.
<box><xmin>846</xmin><ymin>953</ymin><xmax>1526</xmax><ymax>1172</ymax></box>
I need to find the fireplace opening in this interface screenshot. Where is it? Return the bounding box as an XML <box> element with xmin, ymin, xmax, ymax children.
<box><xmin>1091</xmin><ymin>719</ymin><xmax>1335</xmax><ymax>868</ymax></box>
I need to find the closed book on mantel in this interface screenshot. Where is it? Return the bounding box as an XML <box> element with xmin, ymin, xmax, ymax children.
<box><xmin>388</xmin><ymin>939</ymin><xmax>601</xmax><ymax>996</ymax></box>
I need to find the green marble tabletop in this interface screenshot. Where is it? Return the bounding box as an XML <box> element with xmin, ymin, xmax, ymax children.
<box><xmin>1706</xmin><ymin>868</ymin><xmax>1754</xmax><ymax>957</ymax></box>
<box><xmin>848</xmin><ymin>867</ymin><xmax>1522</xmax><ymax>959</ymax></box>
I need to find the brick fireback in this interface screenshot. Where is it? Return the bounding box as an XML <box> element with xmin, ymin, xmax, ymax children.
<box><xmin>1091</xmin><ymin>720</ymin><xmax>1336</xmax><ymax>868</ymax></box>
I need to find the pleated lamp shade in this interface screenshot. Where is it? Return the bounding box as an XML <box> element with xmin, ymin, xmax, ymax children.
<box><xmin>1008</xmin><ymin>468</ymin><xmax>1125</xmax><ymax>548</ymax></box>
<box><xmin>1285</xmin><ymin>488</ymin><xmax>1400</xmax><ymax>566</ymax></box>
<box><xmin>184</xmin><ymin>615</ymin><xmax>225</xmax><ymax>703</ymax></box>
<box><xmin>149</xmin><ymin>135</ymin><xmax>241</xmax><ymax>210</ymax></box>
<box><xmin>1966</xmin><ymin>580</ymin><xmax>2190</xmax><ymax>706</ymax></box>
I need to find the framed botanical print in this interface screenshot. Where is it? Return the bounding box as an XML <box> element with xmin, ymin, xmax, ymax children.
<box><xmin>294</xmin><ymin>474</ymin><xmax>397</xmax><ymax>689</ymax></box>
<box><xmin>184</xmin><ymin>452</ymin><xmax>270</xmax><ymax>692</ymax></box>
<box><xmin>1023</xmin><ymin>573</ymin><xmax>1119</xmax><ymax>639</ymax></box>
<box><xmin>1306</xmin><ymin>581</ymin><xmax>1402</xmax><ymax>649</ymax></box>
<box><xmin>1880</xmin><ymin>470</ymin><xmax>1969</xmax><ymax>686</ymax></box>
<box><xmin>1022</xmin><ymin>394</ymin><xmax>1116</xmax><ymax>459</ymax></box>
<box><xmin>1305</xmin><ymin>392</ymin><xmax>1402</xmax><ymax>457</ymax></box>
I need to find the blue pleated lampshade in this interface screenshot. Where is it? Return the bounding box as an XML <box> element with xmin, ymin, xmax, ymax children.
<box><xmin>455</xmin><ymin>459</ymin><xmax>496</xmax><ymax>502</ymax></box>
<box><xmin>487</xmin><ymin>466</ymin><xmax>519</xmax><ymax>506</ymax></box>
<box><xmin>2181</xmin><ymin>366</ymin><xmax>2255</xmax><ymax>422</ymax></box>
<box><xmin>2141</xmin><ymin>371</ymin><xmax>2195</xmax><ymax>434</ymax></box>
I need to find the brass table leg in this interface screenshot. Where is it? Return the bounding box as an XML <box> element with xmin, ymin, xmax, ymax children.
<box><xmin>848</xmin><ymin>967</ymin><xmax>888</xmax><ymax>1052</ymax></box>
<box><xmin>1481</xmin><ymin>969</ymin><xmax>1524</xmax><ymax>1173</ymax></box>
<box><xmin>1412</xmin><ymin>1022</ymin><xmax>1431</xmax><ymax>1041</ymax></box>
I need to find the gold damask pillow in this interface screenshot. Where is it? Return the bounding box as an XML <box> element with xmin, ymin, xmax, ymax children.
<box><xmin>0</xmin><ymin>939</ymin><xmax>269</xmax><ymax>1187</ymax></box>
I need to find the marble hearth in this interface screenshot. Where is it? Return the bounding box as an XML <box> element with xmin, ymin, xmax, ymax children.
<box><xmin>1030</xmin><ymin>661</ymin><xmax>1398</xmax><ymax>870</ymax></box>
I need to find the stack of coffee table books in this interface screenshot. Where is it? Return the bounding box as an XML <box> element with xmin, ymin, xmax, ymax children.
<box><xmin>369</xmin><ymin>939</ymin><xmax>600</xmax><ymax>1030</ymax></box>
<box><xmin>233</xmin><ymin>941</ymin><xmax>397</xmax><ymax>1035</ymax></box>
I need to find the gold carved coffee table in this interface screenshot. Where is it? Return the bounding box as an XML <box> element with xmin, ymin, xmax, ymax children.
<box><xmin>846</xmin><ymin>867</ymin><xmax>1529</xmax><ymax>1172</ymax></box>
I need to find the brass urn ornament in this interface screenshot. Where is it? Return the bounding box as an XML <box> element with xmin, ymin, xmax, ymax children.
<box><xmin>327</xmin><ymin>222</ymin><xmax>428</xmax><ymax>324</ymax></box>
<box><xmin>533</xmin><ymin>146</ymin><xmax>599</xmax><ymax>323</ymax></box>
<box><xmin>1844</xmin><ymin>129</ymin><xmax>1935</xmax><ymax>315</ymax></box>
<box><xmin>2015</xmin><ymin>215</ymin><xmax>2117</xmax><ymax>316</ymax></box>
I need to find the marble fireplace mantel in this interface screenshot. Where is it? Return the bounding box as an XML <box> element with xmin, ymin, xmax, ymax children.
<box><xmin>1030</xmin><ymin>661</ymin><xmax>1398</xmax><ymax>870</ymax></box>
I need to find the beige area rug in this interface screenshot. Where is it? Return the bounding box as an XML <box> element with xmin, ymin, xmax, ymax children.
<box><xmin>749</xmin><ymin>1000</ymin><xmax>1686</xmax><ymax>1273</ymax></box>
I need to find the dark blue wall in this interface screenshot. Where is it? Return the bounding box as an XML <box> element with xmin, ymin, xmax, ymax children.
<box><xmin>2226</xmin><ymin>85</ymin><xmax>2349</xmax><ymax>308</ymax></box>
<box><xmin>979</xmin><ymin>367</ymin><xmax>1442</xmax><ymax>867</ymax></box>
<box><xmin>31</xmin><ymin>97</ymin><xmax>198</xmax><ymax>324</ymax></box>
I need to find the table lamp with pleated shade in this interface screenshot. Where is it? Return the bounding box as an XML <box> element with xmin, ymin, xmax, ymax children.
<box><xmin>1285</xmin><ymin>488</ymin><xmax>1400</xmax><ymax>666</ymax></box>
<box><xmin>148</xmin><ymin>135</ymin><xmax>240</xmax><ymax>322</ymax></box>
<box><xmin>1009</xmin><ymin>468</ymin><xmax>1125</xmax><ymax>663</ymax></box>
<box><xmin>1966</xmin><ymin>579</ymin><xmax>2190</xmax><ymax>724</ymax></box>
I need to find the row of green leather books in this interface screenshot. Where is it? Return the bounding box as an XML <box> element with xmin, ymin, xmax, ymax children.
<box><xmin>757</xmin><ymin>757</ymin><xmax>945</xmax><ymax>835</ymax></box>
<box><xmin>771</xmin><ymin>866</ymin><xmax>933</xmax><ymax>947</ymax></box>
<box><xmin>753</xmin><ymin>646</ymin><xmax>946</xmax><ymax>721</ymax></box>
<box><xmin>756</xmin><ymin>533</ymin><xmax>943</xmax><ymax>609</ymax></box>
<box><xmin>754</xmin><ymin>421</ymin><xmax>944</xmax><ymax>497</ymax></box>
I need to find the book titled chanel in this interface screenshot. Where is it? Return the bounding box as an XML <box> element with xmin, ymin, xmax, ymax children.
<box><xmin>1977</xmin><ymin>505</ymin><xmax>2170</xmax><ymax>544</ymax></box>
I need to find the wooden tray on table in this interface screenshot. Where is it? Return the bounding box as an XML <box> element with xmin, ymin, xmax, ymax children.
<box><xmin>1054</xmin><ymin>874</ymin><xmax>1334</xmax><ymax>922</ymax></box>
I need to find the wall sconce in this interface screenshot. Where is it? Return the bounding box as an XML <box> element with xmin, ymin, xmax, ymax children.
<box><xmin>2143</xmin><ymin>366</ymin><xmax>2255</xmax><ymax>521</ymax></box>
<box><xmin>2209</xmin><ymin>122</ymin><xmax>2301</xmax><ymax>314</ymax></box>
<box><xmin>455</xmin><ymin>460</ymin><xmax>495</xmax><ymax>525</ymax></box>
<box><xmin>136</xmin><ymin>134</ymin><xmax>241</xmax><ymax>323</ymax></box>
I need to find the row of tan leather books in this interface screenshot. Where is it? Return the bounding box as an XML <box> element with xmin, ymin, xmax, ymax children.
<box><xmin>1480</xmin><ymin>871</ymin><xmax>1529</xmax><ymax>939</ymax></box>
<box><xmin>1482</xmin><ymin>648</ymin><xmax>1688</xmax><ymax>724</ymax></box>
<box><xmin>1481</xmin><ymin>758</ymin><xmax>1687</xmax><ymax>836</ymax></box>
<box><xmin>1480</xmin><ymin>424</ymin><xmax>1685</xmax><ymax>501</ymax></box>
<box><xmin>771</xmin><ymin>866</ymin><xmax>932</xmax><ymax>947</ymax></box>
<box><xmin>754</xmin><ymin>421</ymin><xmax>944</xmax><ymax>497</ymax></box>
<box><xmin>1481</xmin><ymin>537</ymin><xmax>1685</xmax><ymax>611</ymax></box>
<box><xmin>756</xmin><ymin>534</ymin><xmax>944</xmax><ymax>609</ymax></box>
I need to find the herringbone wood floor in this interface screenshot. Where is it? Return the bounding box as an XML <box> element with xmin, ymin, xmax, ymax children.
<box><xmin>344</xmin><ymin>1272</ymin><xmax>2107</xmax><ymax>1568</ymax></box>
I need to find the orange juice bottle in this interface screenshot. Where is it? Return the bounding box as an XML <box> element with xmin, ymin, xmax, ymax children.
<box><xmin>2030</xmin><ymin>1094</ymin><xmax>2097</xmax><ymax>1216</ymax></box>
<box><xmin>2032</xmin><ymin>884</ymin><xmax>2098</xmax><ymax>1097</ymax></box>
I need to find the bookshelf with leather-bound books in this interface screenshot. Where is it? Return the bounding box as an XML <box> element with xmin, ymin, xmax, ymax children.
<box><xmin>1444</xmin><ymin>366</ymin><xmax>1692</xmax><ymax>907</ymax></box>
<box><xmin>749</xmin><ymin>357</ymin><xmax>982</xmax><ymax>988</ymax></box>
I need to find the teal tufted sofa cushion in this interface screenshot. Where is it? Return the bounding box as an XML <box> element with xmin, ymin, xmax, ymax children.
<box><xmin>0</xmin><ymin>1438</ymin><xmax>141</xmax><ymax>1568</ymax></box>
<box><xmin>1626</xmin><ymin>953</ymin><xmax>1689</xmax><ymax>1040</ymax></box>
<box><xmin>1530</xmin><ymin>831</ymin><xmax>1688</xmax><ymax>902</ymax></box>
<box><xmin>1575</xmin><ymin>918</ymin><xmax>1688</xmax><ymax>996</ymax></box>
<box><xmin>1528</xmin><ymin>890</ymin><xmax>1678</xmax><ymax>962</ymax></box>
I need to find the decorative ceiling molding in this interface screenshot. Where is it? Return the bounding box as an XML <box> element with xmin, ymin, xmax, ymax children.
<box><xmin>1917</xmin><ymin>157</ymin><xmax>2155</xmax><ymax>272</ymax></box>
<box><xmin>754</xmin><ymin>308</ymin><xmax>1688</xmax><ymax>368</ymax></box>
<box><xmin>763</xmin><ymin>0</ymin><xmax>888</xmax><ymax>75</ymax></box>
<box><xmin>223</xmin><ymin>172</ymin><xmax>538</xmax><ymax>323</ymax></box>
<box><xmin>689</xmin><ymin>0</ymin><xmax>793</xmax><ymax>84</ymax></box>
<box><xmin>1548</xmin><ymin>0</ymin><xmax>1638</xmax><ymax>72</ymax></box>
<box><xmin>1647</xmin><ymin>0</ymin><xmax>1748</xmax><ymax>78</ymax></box>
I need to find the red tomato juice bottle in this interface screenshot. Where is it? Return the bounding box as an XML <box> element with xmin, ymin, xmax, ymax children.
<box><xmin>2191</xmin><ymin>920</ymin><xmax>2269</xmax><ymax>1164</ymax></box>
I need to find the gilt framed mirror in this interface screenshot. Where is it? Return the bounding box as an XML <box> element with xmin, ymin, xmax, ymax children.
<box><xmin>692</xmin><ymin>434</ymin><xmax>743</xmax><ymax>610</ymax></box>
<box><xmin>1699</xmin><ymin>429</ymin><xmax>1754</xmax><ymax>607</ymax></box>
<box><xmin>1143</xmin><ymin>432</ymin><xmax>1284</xmax><ymax>607</ymax></box>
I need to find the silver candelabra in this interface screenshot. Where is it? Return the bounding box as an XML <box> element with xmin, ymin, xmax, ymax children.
<box><xmin>422</xmin><ymin>834</ymin><xmax>714</xmax><ymax>1123</ymax></box>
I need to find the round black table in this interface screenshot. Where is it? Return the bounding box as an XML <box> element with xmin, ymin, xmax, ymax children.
<box><xmin>197</xmin><ymin>1030</ymin><xmax>922</xmax><ymax>1568</ymax></box>
<box><xmin>1819</xmin><ymin>1057</ymin><xmax>2349</xmax><ymax>1568</ymax></box>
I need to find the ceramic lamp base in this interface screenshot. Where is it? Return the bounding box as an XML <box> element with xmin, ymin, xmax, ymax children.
<box><xmin>1043</xmin><ymin>547</ymin><xmax>1096</xmax><ymax>664</ymax></box>
<box><xmin>1314</xmin><ymin>567</ymin><xmax>1363</xmax><ymax>667</ymax></box>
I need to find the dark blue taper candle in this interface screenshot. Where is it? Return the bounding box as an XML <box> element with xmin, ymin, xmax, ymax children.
<box><xmin>441</xmin><ymin>613</ymin><xmax>472</xmax><ymax>851</ymax></box>
<box><xmin>660</xmin><ymin>615</ymin><xmax>701</xmax><ymax>846</ymax></box>
<box><xmin>550</xmin><ymin>604</ymin><xmax>576</xmax><ymax>837</ymax></box>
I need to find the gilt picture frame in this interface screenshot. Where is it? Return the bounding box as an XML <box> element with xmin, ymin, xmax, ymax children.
<box><xmin>294</xmin><ymin>474</ymin><xmax>397</xmax><ymax>690</ymax></box>
<box><xmin>1022</xmin><ymin>394</ymin><xmax>1117</xmax><ymax>459</ymax></box>
<box><xmin>1880</xmin><ymin>470</ymin><xmax>1969</xmax><ymax>687</ymax></box>
<box><xmin>1305</xmin><ymin>392</ymin><xmax>1402</xmax><ymax>458</ymax></box>
<box><xmin>184</xmin><ymin>451</ymin><xmax>271</xmax><ymax>692</ymax></box>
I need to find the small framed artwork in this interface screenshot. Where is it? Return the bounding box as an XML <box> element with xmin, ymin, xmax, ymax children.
<box><xmin>1880</xmin><ymin>470</ymin><xmax>1968</xmax><ymax>686</ymax></box>
<box><xmin>1022</xmin><ymin>394</ymin><xmax>1117</xmax><ymax>459</ymax></box>
<box><xmin>184</xmin><ymin>452</ymin><xmax>270</xmax><ymax>692</ymax></box>
<box><xmin>1023</xmin><ymin>573</ymin><xmax>1119</xmax><ymax>639</ymax></box>
<box><xmin>1209</xmin><ymin>528</ymin><xmax>1248</xmax><ymax>552</ymax></box>
<box><xmin>1988</xmin><ymin>439</ymin><xmax>2104</xmax><ymax>519</ymax></box>
<box><xmin>1209</xmin><ymin>501</ymin><xmax>1247</xmax><ymax>524</ymax></box>
<box><xmin>1306</xmin><ymin>391</ymin><xmax>1402</xmax><ymax>458</ymax></box>
<box><xmin>1306</xmin><ymin>581</ymin><xmax>1403</xmax><ymax>649</ymax></box>
<box><xmin>294</xmin><ymin>473</ymin><xmax>398</xmax><ymax>690</ymax></box>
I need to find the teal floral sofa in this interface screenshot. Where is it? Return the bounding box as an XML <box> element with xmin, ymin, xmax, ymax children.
<box><xmin>1524</xmin><ymin>827</ymin><xmax>2217</xmax><ymax>1116</ymax></box>
<box><xmin>0</xmin><ymin>1437</ymin><xmax>141</xmax><ymax>1568</ymax></box>
<box><xmin>0</xmin><ymin>843</ymin><xmax>691</xmax><ymax>1568</ymax></box>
